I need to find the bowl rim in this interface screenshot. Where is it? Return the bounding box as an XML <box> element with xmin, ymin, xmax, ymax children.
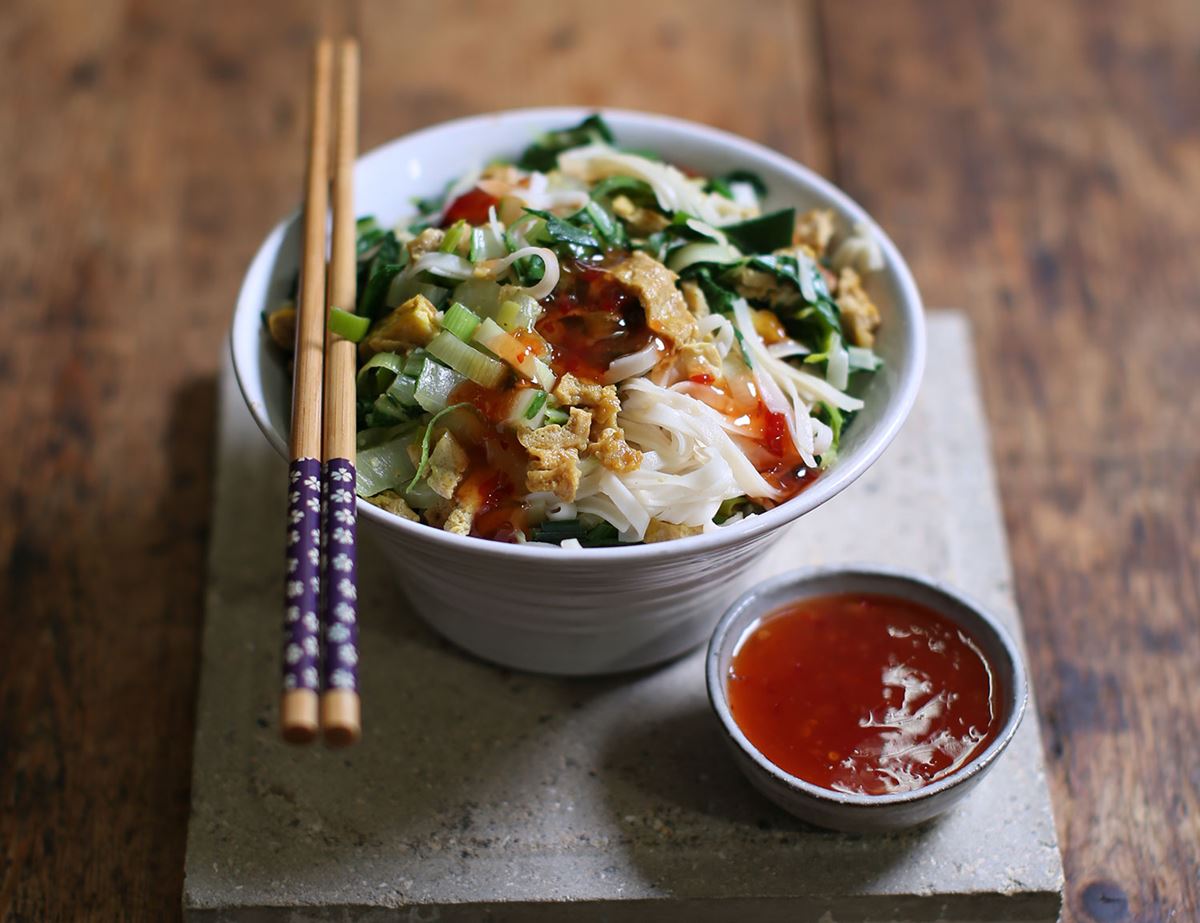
<box><xmin>705</xmin><ymin>564</ymin><xmax>1029</xmax><ymax>811</ymax></box>
<box><xmin>231</xmin><ymin>105</ymin><xmax>926</xmax><ymax>561</ymax></box>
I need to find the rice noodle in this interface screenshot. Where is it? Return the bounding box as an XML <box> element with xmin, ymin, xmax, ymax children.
<box><xmin>730</xmin><ymin>297</ymin><xmax>863</xmax><ymax>412</ymax></box>
<box><xmin>767</xmin><ymin>339</ymin><xmax>811</xmax><ymax>360</ymax></box>
<box><xmin>558</xmin><ymin>144</ymin><xmax>753</xmax><ymax>225</ymax></box>
<box><xmin>602</xmin><ymin>340</ymin><xmax>664</xmax><ymax>384</ymax></box>
<box><xmin>476</xmin><ymin>246</ymin><xmax>561</xmax><ymax>300</ymax></box>
<box><xmin>398</xmin><ymin>246</ymin><xmax>561</xmax><ymax>302</ymax></box>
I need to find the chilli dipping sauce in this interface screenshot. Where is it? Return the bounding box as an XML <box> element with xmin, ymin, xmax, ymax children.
<box><xmin>727</xmin><ymin>593</ymin><xmax>1003</xmax><ymax>795</ymax></box>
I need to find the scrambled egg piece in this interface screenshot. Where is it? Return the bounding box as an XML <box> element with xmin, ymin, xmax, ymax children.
<box><xmin>361</xmin><ymin>293</ymin><xmax>439</xmax><ymax>357</ymax></box>
<box><xmin>266</xmin><ymin>303</ymin><xmax>296</xmax><ymax>351</ymax></box>
<box><xmin>406</xmin><ymin>227</ymin><xmax>445</xmax><ymax>259</ymax></box>
<box><xmin>751</xmin><ymin>308</ymin><xmax>788</xmax><ymax>345</ymax></box>
<box><xmin>608</xmin><ymin>251</ymin><xmax>698</xmax><ymax>346</ymax></box>
<box><xmin>835</xmin><ymin>267</ymin><xmax>882</xmax><ymax>347</ymax></box>
<box><xmin>793</xmin><ymin>208</ymin><xmax>836</xmax><ymax>258</ymax></box>
<box><xmin>644</xmin><ymin>519</ymin><xmax>704</xmax><ymax>543</ymax></box>
<box><xmin>426</xmin><ymin>431</ymin><xmax>469</xmax><ymax>500</ymax></box>
<box><xmin>364</xmin><ymin>489</ymin><xmax>419</xmax><ymax>521</ymax></box>
<box><xmin>680</xmin><ymin>280</ymin><xmax>711</xmax><ymax>318</ymax></box>
<box><xmin>424</xmin><ymin>493</ymin><xmax>480</xmax><ymax>536</ymax></box>
<box><xmin>551</xmin><ymin>374</ymin><xmax>643</xmax><ymax>473</ymax></box>
<box><xmin>518</xmin><ymin>408</ymin><xmax>591</xmax><ymax>501</ymax></box>
<box><xmin>611</xmin><ymin>194</ymin><xmax>671</xmax><ymax>235</ymax></box>
<box><xmin>674</xmin><ymin>341</ymin><xmax>723</xmax><ymax>380</ymax></box>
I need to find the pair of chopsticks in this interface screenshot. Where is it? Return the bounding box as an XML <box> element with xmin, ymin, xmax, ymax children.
<box><xmin>281</xmin><ymin>38</ymin><xmax>361</xmax><ymax>747</ymax></box>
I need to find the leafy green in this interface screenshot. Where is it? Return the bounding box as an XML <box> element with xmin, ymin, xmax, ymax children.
<box><xmin>705</xmin><ymin>169</ymin><xmax>768</xmax><ymax>200</ymax></box>
<box><xmin>524</xmin><ymin>207</ymin><xmax>602</xmax><ymax>254</ymax></box>
<box><xmin>517</xmin><ymin>114</ymin><xmax>615</xmax><ymax>171</ymax></box>
<box><xmin>721</xmin><ymin>208</ymin><xmax>795</xmax><ymax>253</ymax></box>
<box><xmin>680</xmin><ymin>253</ymin><xmax>842</xmax><ymax>352</ymax></box>
<box><xmin>814</xmin><ymin>402</ymin><xmax>847</xmax><ymax>467</ymax></box>
<box><xmin>359</xmin><ymin>261</ymin><xmax>405</xmax><ymax>319</ymax></box>
<box><xmin>355</xmin><ymin>216</ymin><xmax>406</xmax><ymax>319</ymax></box>
<box><xmin>713</xmin><ymin>495</ymin><xmax>764</xmax><ymax>524</ymax></box>
<box><xmin>590</xmin><ymin>175</ymin><xmax>656</xmax><ymax>206</ymax></box>
<box><xmin>407</xmin><ymin>403</ymin><xmax>478</xmax><ymax>492</ymax></box>
<box><xmin>531</xmin><ymin>518</ymin><xmax>623</xmax><ymax>547</ymax></box>
<box><xmin>683</xmin><ymin>265</ymin><xmax>739</xmax><ymax>315</ymax></box>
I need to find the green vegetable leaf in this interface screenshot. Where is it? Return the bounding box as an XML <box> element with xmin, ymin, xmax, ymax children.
<box><xmin>590</xmin><ymin>175</ymin><xmax>656</xmax><ymax>206</ymax></box>
<box><xmin>406</xmin><ymin>403</ymin><xmax>478</xmax><ymax>493</ymax></box>
<box><xmin>517</xmin><ymin>114</ymin><xmax>615</xmax><ymax>172</ymax></box>
<box><xmin>705</xmin><ymin>169</ymin><xmax>768</xmax><ymax>200</ymax></box>
<box><xmin>530</xmin><ymin>518</ymin><xmax>623</xmax><ymax>547</ymax></box>
<box><xmin>359</xmin><ymin>261</ymin><xmax>405</xmax><ymax>320</ymax></box>
<box><xmin>524</xmin><ymin>207</ymin><xmax>603</xmax><ymax>257</ymax></box>
<box><xmin>721</xmin><ymin>208</ymin><xmax>795</xmax><ymax>254</ymax></box>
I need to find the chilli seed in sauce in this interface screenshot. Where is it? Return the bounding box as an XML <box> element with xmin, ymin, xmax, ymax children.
<box><xmin>727</xmin><ymin>593</ymin><xmax>1002</xmax><ymax>795</ymax></box>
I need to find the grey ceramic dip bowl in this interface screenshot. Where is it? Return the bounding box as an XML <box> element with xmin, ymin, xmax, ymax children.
<box><xmin>706</xmin><ymin>566</ymin><xmax>1028</xmax><ymax>833</ymax></box>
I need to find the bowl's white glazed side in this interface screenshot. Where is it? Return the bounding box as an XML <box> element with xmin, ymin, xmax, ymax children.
<box><xmin>231</xmin><ymin>108</ymin><xmax>925</xmax><ymax>674</ymax></box>
<box><xmin>366</xmin><ymin>518</ymin><xmax>788</xmax><ymax>674</ymax></box>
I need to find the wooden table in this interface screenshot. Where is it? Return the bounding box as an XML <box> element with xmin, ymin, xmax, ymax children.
<box><xmin>1</xmin><ymin>2</ymin><xmax>1196</xmax><ymax>920</ymax></box>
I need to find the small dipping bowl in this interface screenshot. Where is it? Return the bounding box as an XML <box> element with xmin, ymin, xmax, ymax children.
<box><xmin>706</xmin><ymin>566</ymin><xmax>1028</xmax><ymax>833</ymax></box>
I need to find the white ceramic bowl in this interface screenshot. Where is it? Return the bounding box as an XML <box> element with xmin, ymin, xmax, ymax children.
<box><xmin>231</xmin><ymin>107</ymin><xmax>925</xmax><ymax>675</ymax></box>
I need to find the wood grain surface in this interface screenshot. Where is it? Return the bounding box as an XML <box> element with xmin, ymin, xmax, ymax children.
<box><xmin>0</xmin><ymin>1</ymin><xmax>1195</xmax><ymax>920</ymax></box>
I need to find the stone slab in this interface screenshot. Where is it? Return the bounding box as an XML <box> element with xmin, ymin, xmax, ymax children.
<box><xmin>184</xmin><ymin>311</ymin><xmax>1064</xmax><ymax>921</ymax></box>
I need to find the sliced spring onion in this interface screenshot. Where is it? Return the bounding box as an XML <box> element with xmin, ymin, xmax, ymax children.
<box><xmin>356</xmin><ymin>434</ymin><xmax>418</xmax><ymax>497</ymax></box>
<box><xmin>506</xmin><ymin>389</ymin><xmax>548</xmax><ymax>428</ymax></box>
<box><xmin>469</xmin><ymin>224</ymin><xmax>507</xmax><ymax>262</ymax></box>
<box><xmin>524</xmin><ymin>390</ymin><xmax>548</xmax><ymax>419</ymax></box>
<box><xmin>356</xmin><ymin>351</ymin><xmax>406</xmax><ymax>395</ymax></box>
<box><xmin>402</xmin><ymin>348</ymin><xmax>429</xmax><ymax>377</ymax></box>
<box><xmin>329</xmin><ymin>307</ymin><xmax>371</xmax><ymax>343</ymax></box>
<box><xmin>440</xmin><ymin>219</ymin><xmax>468</xmax><ymax>254</ymax></box>
<box><xmin>666</xmin><ymin>241</ymin><xmax>741</xmax><ymax>273</ymax></box>
<box><xmin>533</xmin><ymin>358</ymin><xmax>557</xmax><ymax>391</ymax></box>
<box><xmin>407</xmin><ymin>403</ymin><xmax>476</xmax><ymax>492</ymax></box>
<box><xmin>544</xmin><ymin>406</ymin><xmax>568</xmax><ymax>425</ymax></box>
<box><xmin>414</xmin><ymin>359</ymin><xmax>465</xmax><ymax>413</ymax></box>
<box><xmin>426</xmin><ymin>330</ymin><xmax>507</xmax><ymax>387</ymax></box>
<box><xmin>366</xmin><ymin>392</ymin><xmax>412</xmax><ymax>428</ymax></box>
<box><xmin>388</xmin><ymin>373</ymin><xmax>419</xmax><ymax>407</ymax></box>
<box><xmin>848</xmin><ymin>345</ymin><xmax>883</xmax><ymax>371</ymax></box>
<box><xmin>825</xmin><ymin>332</ymin><xmax>850</xmax><ymax>390</ymax></box>
<box><xmin>387</xmin><ymin>272</ymin><xmax>450</xmax><ymax>308</ymax></box>
<box><xmin>473</xmin><ymin>317</ymin><xmax>539</xmax><ymax>380</ymax></box>
<box><xmin>495</xmin><ymin>297</ymin><xmax>543</xmax><ymax>333</ymax></box>
<box><xmin>442</xmin><ymin>302</ymin><xmax>481</xmax><ymax>340</ymax></box>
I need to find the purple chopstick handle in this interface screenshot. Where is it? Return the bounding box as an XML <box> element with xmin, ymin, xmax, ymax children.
<box><xmin>283</xmin><ymin>457</ymin><xmax>322</xmax><ymax>693</ymax></box>
<box><xmin>320</xmin><ymin>457</ymin><xmax>359</xmax><ymax>693</ymax></box>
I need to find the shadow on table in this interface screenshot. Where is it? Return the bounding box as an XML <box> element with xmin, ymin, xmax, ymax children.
<box><xmin>594</xmin><ymin>691</ymin><xmax>940</xmax><ymax>899</ymax></box>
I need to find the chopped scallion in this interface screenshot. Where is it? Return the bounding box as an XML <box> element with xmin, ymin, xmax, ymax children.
<box><xmin>329</xmin><ymin>307</ymin><xmax>371</xmax><ymax>343</ymax></box>
<box><xmin>414</xmin><ymin>359</ymin><xmax>465</xmax><ymax>413</ymax></box>
<box><xmin>407</xmin><ymin>403</ymin><xmax>476</xmax><ymax>492</ymax></box>
<box><xmin>426</xmin><ymin>331</ymin><xmax>507</xmax><ymax>387</ymax></box>
<box><xmin>442</xmin><ymin>302</ymin><xmax>481</xmax><ymax>340</ymax></box>
<box><xmin>440</xmin><ymin>219</ymin><xmax>468</xmax><ymax>254</ymax></box>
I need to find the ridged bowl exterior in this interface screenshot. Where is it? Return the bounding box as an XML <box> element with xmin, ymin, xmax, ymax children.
<box><xmin>363</xmin><ymin>515</ymin><xmax>785</xmax><ymax>674</ymax></box>
<box><xmin>231</xmin><ymin>108</ymin><xmax>926</xmax><ymax>675</ymax></box>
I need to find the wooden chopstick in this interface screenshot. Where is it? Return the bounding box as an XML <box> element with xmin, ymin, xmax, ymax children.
<box><xmin>319</xmin><ymin>37</ymin><xmax>362</xmax><ymax>748</ymax></box>
<box><xmin>281</xmin><ymin>38</ymin><xmax>333</xmax><ymax>745</ymax></box>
